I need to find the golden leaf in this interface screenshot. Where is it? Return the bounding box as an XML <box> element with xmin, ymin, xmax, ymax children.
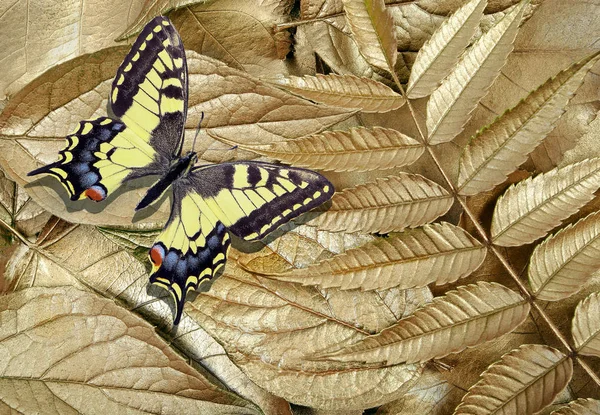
<box><xmin>454</xmin><ymin>344</ymin><xmax>573</xmax><ymax>415</ymax></box>
<box><xmin>458</xmin><ymin>52</ymin><xmax>600</xmax><ymax>196</ymax></box>
<box><xmin>491</xmin><ymin>159</ymin><xmax>600</xmax><ymax>246</ymax></box>
<box><xmin>268</xmin><ymin>222</ymin><xmax>486</xmax><ymax>291</ymax></box>
<box><xmin>407</xmin><ymin>0</ymin><xmax>487</xmax><ymax>99</ymax></box>
<box><xmin>342</xmin><ymin>0</ymin><xmax>398</xmax><ymax>73</ymax></box>
<box><xmin>211</xmin><ymin>126</ymin><xmax>423</xmax><ymax>172</ymax></box>
<box><xmin>550</xmin><ymin>398</ymin><xmax>600</xmax><ymax>415</ymax></box>
<box><xmin>319</xmin><ymin>282</ymin><xmax>530</xmax><ymax>364</ymax></box>
<box><xmin>426</xmin><ymin>0</ymin><xmax>527</xmax><ymax>144</ymax></box>
<box><xmin>572</xmin><ymin>292</ymin><xmax>600</xmax><ymax>358</ymax></box>
<box><xmin>529</xmin><ymin>211</ymin><xmax>600</xmax><ymax>301</ymax></box>
<box><xmin>187</xmin><ymin>260</ymin><xmax>432</xmax><ymax>409</ymax></box>
<box><xmin>311</xmin><ymin>174</ymin><xmax>453</xmax><ymax>233</ymax></box>
<box><xmin>269</xmin><ymin>74</ymin><xmax>405</xmax><ymax>112</ymax></box>
<box><xmin>0</xmin><ymin>287</ymin><xmax>258</xmax><ymax>414</ymax></box>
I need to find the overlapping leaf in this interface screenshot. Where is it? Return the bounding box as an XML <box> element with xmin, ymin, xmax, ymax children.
<box><xmin>342</xmin><ymin>0</ymin><xmax>397</xmax><ymax>74</ymax></box>
<box><xmin>458</xmin><ymin>53</ymin><xmax>600</xmax><ymax>196</ymax></box>
<box><xmin>188</xmin><ymin>259</ymin><xmax>432</xmax><ymax>409</ymax></box>
<box><xmin>318</xmin><ymin>282</ymin><xmax>530</xmax><ymax>364</ymax></box>
<box><xmin>550</xmin><ymin>398</ymin><xmax>600</xmax><ymax>415</ymax></box>
<box><xmin>528</xmin><ymin>211</ymin><xmax>600</xmax><ymax>301</ymax></box>
<box><xmin>211</xmin><ymin>127</ymin><xmax>423</xmax><ymax>172</ymax></box>
<box><xmin>491</xmin><ymin>158</ymin><xmax>600</xmax><ymax>246</ymax></box>
<box><xmin>572</xmin><ymin>292</ymin><xmax>600</xmax><ymax>358</ymax></box>
<box><xmin>407</xmin><ymin>0</ymin><xmax>487</xmax><ymax>99</ymax></box>
<box><xmin>270</xmin><ymin>74</ymin><xmax>405</xmax><ymax>112</ymax></box>
<box><xmin>268</xmin><ymin>222</ymin><xmax>486</xmax><ymax>291</ymax></box>
<box><xmin>426</xmin><ymin>1</ymin><xmax>527</xmax><ymax>144</ymax></box>
<box><xmin>453</xmin><ymin>344</ymin><xmax>573</xmax><ymax>415</ymax></box>
<box><xmin>311</xmin><ymin>174</ymin><xmax>454</xmax><ymax>234</ymax></box>
<box><xmin>0</xmin><ymin>287</ymin><xmax>258</xmax><ymax>415</ymax></box>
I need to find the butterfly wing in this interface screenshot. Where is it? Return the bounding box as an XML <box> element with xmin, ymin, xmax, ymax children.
<box><xmin>147</xmin><ymin>162</ymin><xmax>333</xmax><ymax>324</ymax></box>
<box><xmin>28</xmin><ymin>16</ymin><xmax>187</xmax><ymax>201</ymax></box>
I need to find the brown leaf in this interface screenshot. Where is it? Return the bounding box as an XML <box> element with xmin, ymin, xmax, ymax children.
<box><xmin>0</xmin><ymin>286</ymin><xmax>258</xmax><ymax>414</ymax></box>
<box><xmin>268</xmin><ymin>222</ymin><xmax>486</xmax><ymax>291</ymax></box>
<box><xmin>550</xmin><ymin>398</ymin><xmax>600</xmax><ymax>415</ymax></box>
<box><xmin>319</xmin><ymin>282</ymin><xmax>530</xmax><ymax>364</ymax></box>
<box><xmin>211</xmin><ymin>126</ymin><xmax>423</xmax><ymax>172</ymax></box>
<box><xmin>572</xmin><ymin>292</ymin><xmax>600</xmax><ymax>358</ymax></box>
<box><xmin>454</xmin><ymin>344</ymin><xmax>573</xmax><ymax>415</ymax></box>
<box><xmin>311</xmin><ymin>174</ymin><xmax>454</xmax><ymax>234</ymax></box>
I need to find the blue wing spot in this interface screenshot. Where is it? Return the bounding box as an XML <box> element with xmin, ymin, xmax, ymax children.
<box><xmin>207</xmin><ymin>234</ymin><xmax>220</xmax><ymax>249</ymax></box>
<box><xmin>71</xmin><ymin>163</ymin><xmax>90</xmax><ymax>174</ymax></box>
<box><xmin>175</xmin><ymin>258</ymin><xmax>187</xmax><ymax>276</ymax></box>
<box><xmin>164</xmin><ymin>251</ymin><xmax>179</xmax><ymax>270</ymax></box>
<box><xmin>80</xmin><ymin>172</ymin><xmax>99</xmax><ymax>188</ymax></box>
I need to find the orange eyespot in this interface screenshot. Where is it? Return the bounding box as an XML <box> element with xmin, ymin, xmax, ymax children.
<box><xmin>150</xmin><ymin>245</ymin><xmax>164</xmax><ymax>266</ymax></box>
<box><xmin>84</xmin><ymin>186</ymin><xmax>106</xmax><ymax>201</ymax></box>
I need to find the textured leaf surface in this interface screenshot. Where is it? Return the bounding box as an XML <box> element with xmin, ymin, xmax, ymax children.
<box><xmin>212</xmin><ymin>127</ymin><xmax>424</xmax><ymax>172</ymax></box>
<box><xmin>0</xmin><ymin>287</ymin><xmax>257</xmax><ymax>415</ymax></box>
<box><xmin>426</xmin><ymin>1</ymin><xmax>527</xmax><ymax>144</ymax></box>
<box><xmin>572</xmin><ymin>292</ymin><xmax>600</xmax><ymax>358</ymax></box>
<box><xmin>458</xmin><ymin>53</ymin><xmax>600</xmax><ymax>195</ymax></box>
<box><xmin>529</xmin><ymin>211</ymin><xmax>600</xmax><ymax>301</ymax></box>
<box><xmin>453</xmin><ymin>344</ymin><xmax>573</xmax><ymax>415</ymax></box>
<box><xmin>188</xmin><ymin>259</ymin><xmax>432</xmax><ymax>410</ymax></box>
<box><xmin>407</xmin><ymin>0</ymin><xmax>487</xmax><ymax>99</ymax></box>
<box><xmin>269</xmin><ymin>222</ymin><xmax>486</xmax><ymax>291</ymax></box>
<box><xmin>320</xmin><ymin>282</ymin><xmax>530</xmax><ymax>364</ymax></box>
<box><xmin>270</xmin><ymin>74</ymin><xmax>405</xmax><ymax>112</ymax></box>
<box><xmin>312</xmin><ymin>174</ymin><xmax>453</xmax><ymax>234</ymax></box>
<box><xmin>550</xmin><ymin>398</ymin><xmax>600</xmax><ymax>415</ymax></box>
<box><xmin>0</xmin><ymin>51</ymin><xmax>352</xmax><ymax>227</ymax></box>
<box><xmin>342</xmin><ymin>0</ymin><xmax>397</xmax><ymax>73</ymax></box>
<box><xmin>491</xmin><ymin>158</ymin><xmax>600</xmax><ymax>246</ymax></box>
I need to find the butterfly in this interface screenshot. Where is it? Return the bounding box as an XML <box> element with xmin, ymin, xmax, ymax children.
<box><xmin>28</xmin><ymin>16</ymin><xmax>334</xmax><ymax>325</ymax></box>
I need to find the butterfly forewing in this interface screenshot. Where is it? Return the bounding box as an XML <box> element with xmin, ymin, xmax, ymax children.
<box><xmin>110</xmin><ymin>15</ymin><xmax>188</xmax><ymax>159</ymax></box>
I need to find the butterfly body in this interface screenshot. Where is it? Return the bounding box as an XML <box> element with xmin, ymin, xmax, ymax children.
<box><xmin>28</xmin><ymin>16</ymin><xmax>334</xmax><ymax>324</ymax></box>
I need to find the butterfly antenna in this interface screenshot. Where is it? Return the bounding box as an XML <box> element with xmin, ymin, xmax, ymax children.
<box><xmin>191</xmin><ymin>112</ymin><xmax>204</xmax><ymax>153</ymax></box>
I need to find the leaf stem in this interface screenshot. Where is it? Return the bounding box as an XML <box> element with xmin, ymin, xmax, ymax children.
<box><xmin>0</xmin><ymin>216</ymin><xmax>31</xmax><ymax>247</ymax></box>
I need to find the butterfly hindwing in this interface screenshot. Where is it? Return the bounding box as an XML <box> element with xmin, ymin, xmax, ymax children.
<box><xmin>110</xmin><ymin>15</ymin><xmax>188</xmax><ymax>159</ymax></box>
<box><xmin>149</xmin><ymin>185</ymin><xmax>231</xmax><ymax>324</ymax></box>
<box><xmin>185</xmin><ymin>161</ymin><xmax>334</xmax><ymax>240</ymax></box>
<box><xmin>28</xmin><ymin>117</ymin><xmax>158</xmax><ymax>201</ymax></box>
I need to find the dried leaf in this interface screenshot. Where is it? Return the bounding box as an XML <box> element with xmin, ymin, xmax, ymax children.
<box><xmin>269</xmin><ymin>74</ymin><xmax>405</xmax><ymax>112</ymax></box>
<box><xmin>311</xmin><ymin>174</ymin><xmax>454</xmax><ymax>234</ymax></box>
<box><xmin>342</xmin><ymin>0</ymin><xmax>398</xmax><ymax>73</ymax></box>
<box><xmin>550</xmin><ymin>398</ymin><xmax>600</xmax><ymax>415</ymax></box>
<box><xmin>269</xmin><ymin>222</ymin><xmax>486</xmax><ymax>291</ymax></box>
<box><xmin>0</xmin><ymin>50</ymin><xmax>352</xmax><ymax>227</ymax></box>
<box><xmin>211</xmin><ymin>127</ymin><xmax>424</xmax><ymax>172</ymax></box>
<box><xmin>453</xmin><ymin>344</ymin><xmax>573</xmax><ymax>415</ymax></box>
<box><xmin>0</xmin><ymin>287</ymin><xmax>258</xmax><ymax>414</ymax></box>
<box><xmin>118</xmin><ymin>0</ymin><xmax>201</xmax><ymax>39</ymax></box>
<box><xmin>188</xmin><ymin>261</ymin><xmax>432</xmax><ymax>409</ymax></box>
<box><xmin>426</xmin><ymin>0</ymin><xmax>527</xmax><ymax>144</ymax></box>
<box><xmin>572</xmin><ymin>292</ymin><xmax>600</xmax><ymax>358</ymax></box>
<box><xmin>0</xmin><ymin>0</ymin><xmax>146</xmax><ymax>99</ymax></box>
<box><xmin>491</xmin><ymin>158</ymin><xmax>600</xmax><ymax>246</ymax></box>
<box><xmin>458</xmin><ymin>52</ymin><xmax>600</xmax><ymax>196</ymax></box>
<box><xmin>319</xmin><ymin>282</ymin><xmax>530</xmax><ymax>364</ymax></box>
<box><xmin>528</xmin><ymin>211</ymin><xmax>600</xmax><ymax>301</ymax></box>
<box><xmin>407</xmin><ymin>0</ymin><xmax>487</xmax><ymax>99</ymax></box>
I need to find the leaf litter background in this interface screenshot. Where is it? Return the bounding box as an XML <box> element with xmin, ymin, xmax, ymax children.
<box><xmin>0</xmin><ymin>0</ymin><xmax>600</xmax><ymax>414</ymax></box>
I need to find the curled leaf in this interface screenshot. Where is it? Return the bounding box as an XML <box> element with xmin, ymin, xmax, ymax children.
<box><xmin>572</xmin><ymin>292</ymin><xmax>600</xmax><ymax>358</ymax></box>
<box><xmin>491</xmin><ymin>158</ymin><xmax>600</xmax><ymax>246</ymax></box>
<box><xmin>458</xmin><ymin>52</ymin><xmax>600</xmax><ymax>196</ymax></box>
<box><xmin>529</xmin><ymin>211</ymin><xmax>600</xmax><ymax>301</ymax></box>
<box><xmin>211</xmin><ymin>127</ymin><xmax>424</xmax><ymax>172</ymax></box>
<box><xmin>311</xmin><ymin>174</ymin><xmax>454</xmax><ymax>234</ymax></box>
<box><xmin>454</xmin><ymin>344</ymin><xmax>573</xmax><ymax>415</ymax></box>
<box><xmin>342</xmin><ymin>0</ymin><xmax>398</xmax><ymax>73</ymax></box>
<box><xmin>270</xmin><ymin>74</ymin><xmax>405</xmax><ymax>112</ymax></box>
<box><xmin>407</xmin><ymin>0</ymin><xmax>487</xmax><ymax>99</ymax></box>
<box><xmin>269</xmin><ymin>222</ymin><xmax>486</xmax><ymax>291</ymax></box>
<box><xmin>319</xmin><ymin>282</ymin><xmax>530</xmax><ymax>364</ymax></box>
<box><xmin>550</xmin><ymin>398</ymin><xmax>600</xmax><ymax>415</ymax></box>
<box><xmin>426</xmin><ymin>0</ymin><xmax>527</xmax><ymax>144</ymax></box>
